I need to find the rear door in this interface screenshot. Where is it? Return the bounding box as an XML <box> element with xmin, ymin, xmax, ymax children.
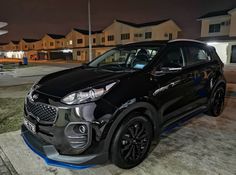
<box><xmin>183</xmin><ymin>44</ymin><xmax>214</xmax><ymax>108</ymax></box>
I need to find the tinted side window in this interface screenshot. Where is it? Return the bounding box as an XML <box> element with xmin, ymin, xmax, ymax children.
<box><xmin>186</xmin><ymin>47</ymin><xmax>211</xmax><ymax>66</ymax></box>
<box><xmin>161</xmin><ymin>47</ymin><xmax>185</xmax><ymax>68</ymax></box>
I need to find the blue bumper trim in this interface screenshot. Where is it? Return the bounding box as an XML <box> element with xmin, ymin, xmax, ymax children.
<box><xmin>22</xmin><ymin>135</ymin><xmax>94</xmax><ymax>170</ymax></box>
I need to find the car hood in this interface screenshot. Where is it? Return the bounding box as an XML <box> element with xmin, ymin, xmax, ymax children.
<box><xmin>36</xmin><ymin>67</ymin><xmax>131</xmax><ymax>98</ymax></box>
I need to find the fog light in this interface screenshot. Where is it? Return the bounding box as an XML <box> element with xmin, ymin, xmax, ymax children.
<box><xmin>79</xmin><ymin>125</ymin><xmax>86</xmax><ymax>134</ymax></box>
<box><xmin>65</xmin><ymin>122</ymin><xmax>91</xmax><ymax>149</ymax></box>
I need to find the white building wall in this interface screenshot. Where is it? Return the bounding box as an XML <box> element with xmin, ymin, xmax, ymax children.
<box><xmin>229</xmin><ymin>11</ymin><xmax>236</xmax><ymax>36</ymax></box>
<box><xmin>200</xmin><ymin>16</ymin><xmax>231</xmax><ymax>37</ymax></box>
<box><xmin>208</xmin><ymin>42</ymin><xmax>229</xmax><ymax>63</ymax></box>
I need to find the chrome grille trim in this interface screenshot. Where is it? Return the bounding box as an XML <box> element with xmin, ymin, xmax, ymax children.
<box><xmin>25</xmin><ymin>98</ymin><xmax>58</xmax><ymax>123</ymax></box>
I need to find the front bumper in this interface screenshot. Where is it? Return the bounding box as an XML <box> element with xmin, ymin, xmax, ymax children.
<box><xmin>21</xmin><ymin>125</ymin><xmax>108</xmax><ymax>169</ymax></box>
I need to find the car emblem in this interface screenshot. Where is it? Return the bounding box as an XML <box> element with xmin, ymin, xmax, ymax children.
<box><xmin>32</xmin><ymin>94</ymin><xmax>39</xmax><ymax>100</ymax></box>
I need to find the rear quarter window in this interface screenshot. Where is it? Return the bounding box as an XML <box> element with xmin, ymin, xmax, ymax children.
<box><xmin>186</xmin><ymin>46</ymin><xmax>211</xmax><ymax>66</ymax></box>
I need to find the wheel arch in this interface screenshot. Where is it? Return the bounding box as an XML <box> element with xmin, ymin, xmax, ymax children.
<box><xmin>211</xmin><ymin>79</ymin><xmax>226</xmax><ymax>96</ymax></box>
<box><xmin>103</xmin><ymin>100</ymin><xmax>161</xmax><ymax>157</ymax></box>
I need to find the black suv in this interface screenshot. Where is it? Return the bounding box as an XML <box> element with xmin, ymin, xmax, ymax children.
<box><xmin>21</xmin><ymin>40</ymin><xmax>226</xmax><ymax>169</ymax></box>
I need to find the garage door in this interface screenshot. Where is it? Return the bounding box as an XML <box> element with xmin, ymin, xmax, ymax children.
<box><xmin>231</xmin><ymin>45</ymin><xmax>236</xmax><ymax>63</ymax></box>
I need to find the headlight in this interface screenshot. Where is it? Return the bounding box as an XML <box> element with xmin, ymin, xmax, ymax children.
<box><xmin>27</xmin><ymin>80</ymin><xmax>40</xmax><ymax>101</ymax></box>
<box><xmin>61</xmin><ymin>82</ymin><xmax>117</xmax><ymax>105</ymax></box>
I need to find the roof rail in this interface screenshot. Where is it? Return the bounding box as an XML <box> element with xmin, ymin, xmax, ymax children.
<box><xmin>168</xmin><ymin>39</ymin><xmax>205</xmax><ymax>44</ymax></box>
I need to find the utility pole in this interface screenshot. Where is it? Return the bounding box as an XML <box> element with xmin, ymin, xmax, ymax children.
<box><xmin>88</xmin><ymin>0</ymin><xmax>92</xmax><ymax>62</ymax></box>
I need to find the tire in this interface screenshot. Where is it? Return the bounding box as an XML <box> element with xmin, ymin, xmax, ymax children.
<box><xmin>207</xmin><ymin>86</ymin><xmax>225</xmax><ymax>117</ymax></box>
<box><xmin>110</xmin><ymin>112</ymin><xmax>153</xmax><ymax>169</ymax></box>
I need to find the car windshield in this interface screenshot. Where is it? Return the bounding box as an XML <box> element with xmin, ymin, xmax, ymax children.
<box><xmin>88</xmin><ymin>46</ymin><xmax>162</xmax><ymax>71</ymax></box>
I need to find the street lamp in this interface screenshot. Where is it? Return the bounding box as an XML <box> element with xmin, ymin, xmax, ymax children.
<box><xmin>88</xmin><ymin>0</ymin><xmax>92</xmax><ymax>62</ymax></box>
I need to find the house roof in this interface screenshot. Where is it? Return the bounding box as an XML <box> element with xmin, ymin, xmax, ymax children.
<box><xmin>198</xmin><ymin>8</ymin><xmax>233</xmax><ymax>19</ymax></box>
<box><xmin>73</xmin><ymin>28</ymin><xmax>102</xmax><ymax>35</ymax></box>
<box><xmin>198</xmin><ymin>36</ymin><xmax>236</xmax><ymax>42</ymax></box>
<box><xmin>115</xmin><ymin>19</ymin><xmax>170</xmax><ymax>27</ymax></box>
<box><xmin>47</xmin><ymin>34</ymin><xmax>65</xmax><ymax>39</ymax></box>
<box><xmin>22</xmin><ymin>38</ymin><xmax>40</xmax><ymax>43</ymax></box>
<box><xmin>11</xmin><ymin>40</ymin><xmax>20</xmax><ymax>44</ymax></box>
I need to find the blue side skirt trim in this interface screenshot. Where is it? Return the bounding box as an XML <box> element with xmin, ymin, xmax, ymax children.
<box><xmin>22</xmin><ymin>136</ymin><xmax>94</xmax><ymax>170</ymax></box>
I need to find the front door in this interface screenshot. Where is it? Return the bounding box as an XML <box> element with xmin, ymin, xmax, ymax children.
<box><xmin>151</xmin><ymin>46</ymin><xmax>191</xmax><ymax>122</ymax></box>
<box><xmin>231</xmin><ymin>45</ymin><xmax>236</xmax><ymax>63</ymax></box>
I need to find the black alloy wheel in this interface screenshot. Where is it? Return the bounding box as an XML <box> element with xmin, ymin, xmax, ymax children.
<box><xmin>111</xmin><ymin>113</ymin><xmax>153</xmax><ymax>169</ymax></box>
<box><xmin>208</xmin><ymin>86</ymin><xmax>225</xmax><ymax>117</ymax></box>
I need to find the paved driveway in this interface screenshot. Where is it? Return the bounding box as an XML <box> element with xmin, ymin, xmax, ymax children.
<box><xmin>0</xmin><ymin>96</ymin><xmax>235</xmax><ymax>175</ymax></box>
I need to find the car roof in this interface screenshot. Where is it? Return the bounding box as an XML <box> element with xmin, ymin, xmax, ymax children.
<box><xmin>118</xmin><ymin>39</ymin><xmax>207</xmax><ymax>49</ymax></box>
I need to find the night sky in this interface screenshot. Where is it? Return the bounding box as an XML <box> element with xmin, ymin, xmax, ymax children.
<box><xmin>0</xmin><ymin>0</ymin><xmax>236</xmax><ymax>43</ymax></box>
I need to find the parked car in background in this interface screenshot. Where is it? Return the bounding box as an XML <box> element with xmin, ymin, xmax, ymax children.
<box><xmin>22</xmin><ymin>39</ymin><xmax>226</xmax><ymax>169</ymax></box>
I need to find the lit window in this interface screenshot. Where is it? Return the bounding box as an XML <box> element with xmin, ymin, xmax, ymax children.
<box><xmin>69</xmin><ymin>40</ymin><xmax>73</xmax><ymax>45</ymax></box>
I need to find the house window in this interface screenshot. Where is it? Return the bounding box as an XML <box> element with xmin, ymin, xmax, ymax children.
<box><xmin>77</xmin><ymin>39</ymin><xmax>83</xmax><ymax>44</ymax></box>
<box><xmin>145</xmin><ymin>32</ymin><xmax>152</xmax><ymax>39</ymax></box>
<box><xmin>25</xmin><ymin>45</ymin><xmax>27</xmax><ymax>49</ymax></box>
<box><xmin>134</xmin><ymin>33</ymin><xmax>143</xmax><ymax>37</ymax></box>
<box><xmin>93</xmin><ymin>38</ymin><xmax>96</xmax><ymax>43</ymax></box>
<box><xmin>50</xmin><ymin>42</ymin><xmax>54</xmax><ymax>46</ymax></box>
<box><xmin>69</xmin><ymin>40</ymin><xmax>73</xmax><ymax>45</ymax></box>
<box><xmin>77</xmin><ymin>51</ymin><xmax>81</xmax><ymax>56</ymax></box>
<box><xmin>121</xmin><ymin>33</ymin><xmax>130</xmax><ymax>40</ymax></box>
<box><xmin>107</xmin><ymin>35</ymin><xmax>114</xmax><ymax>41</ymax></box>
<box><xmin>33</xmin><ymin>45</ymin><xmax>35</xmax><ymax>48</ymax></box>
<box><xmin>102</xmin><ymin>37</ymin><xmax>105</xmax><ymax>43</ymax></box>
<box><xmin>169</xmin><ymin>33</ymin><xmax>173</xmax><ymax>40</ymax></box>
<box><xmin>209</xmin><ymin>24</ymin><xmax>221</xmax><ymax>33</ymax></box>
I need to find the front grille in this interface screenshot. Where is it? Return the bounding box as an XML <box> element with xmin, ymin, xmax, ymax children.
<box><xmin>26</xmin><ymin>98</ymin><xmax>58</xmax><ymax>123</ymax></box>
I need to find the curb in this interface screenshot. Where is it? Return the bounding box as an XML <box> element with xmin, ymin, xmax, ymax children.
<box><xmin>0</xmin><ymin>146</ymin><xmax>18</xmax><ymax>175</ymax></box>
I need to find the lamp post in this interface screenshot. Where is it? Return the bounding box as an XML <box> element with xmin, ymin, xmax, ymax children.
<box><xmin>88</xmin><ymin>0</ymin><xmax>92</xmax><ymax>62</ymax></box>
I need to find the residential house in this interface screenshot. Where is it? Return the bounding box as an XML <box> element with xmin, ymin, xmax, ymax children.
<box><xmin>103</xmin><ymin>19</ymin><xmax>181</xmax><ymax>46</ymax></box>
<box><xmin>0</xmin><ymin>43</ymin><xmax>8</xmax><ymax>58</ymax></box>
<box><xmin>0</xmin><ymin>43</ymin><xmax>7</xmax><ymax>51</ymax></box>
<box><xmin>9</xmin><ymin>41</ymin><xmax>20</xmax><ymax>51</ymax></box>
<box><xmin>42</xmin><ymin>34</ymin><xmax>72</xmax><ymax>60</ymax></box>
<box><xmin>198</xmin><ymin>7</ymin><xmax>236</xmax><ymax>64</ymax></box>
<box><xmin>65</xmin><ymin>28</ymin><xmax>109</xmax><ymax>61</ymax></box>
<box><xmin>0</xmin><ymin>18</ymin><xmax>182</xmax><ymax>61</ymax></box>
<box><xmin>18</xmin><ymin>39</ymin><xmax>41</xmax><ymax>59</ymax></box>
<box><xmin>42</xmin><ymin>34</ymin><xmax>65</xmax><ymax>50</ymax></box>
